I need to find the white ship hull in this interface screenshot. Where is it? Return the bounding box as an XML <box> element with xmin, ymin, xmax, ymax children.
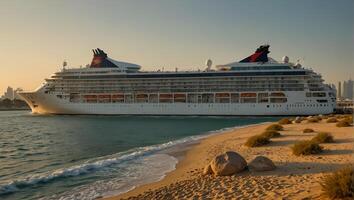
<box><xmin>19</xmin><ymin>46</ymin><xmax>337</xmax><ymax>116</ymax></box>
<box><xmin>20</xmin><ymin>90</ymin><xmax>335</xmax><ymax>116</ymax></box>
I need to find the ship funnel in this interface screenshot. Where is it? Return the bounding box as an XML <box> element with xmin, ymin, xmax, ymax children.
<box><xmin>239</xmin><ymin>45</ymin><xmax>270</xmax><ymax>63</ymax></box>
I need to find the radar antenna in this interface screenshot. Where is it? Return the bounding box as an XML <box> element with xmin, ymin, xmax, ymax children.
<box><xmin>205</xmin><ymin>59</ymin><xmax>212</xmax><ymax>71</ymax></box>
<box><xmin>62</xmin><ymin>60</ymin><xmax>67</xmax><ymax>70</ymax></box>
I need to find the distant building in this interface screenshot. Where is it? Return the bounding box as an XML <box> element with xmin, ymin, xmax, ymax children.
<box><xmin>336</xmin><ymin>99</ymin><xmax>354</xmax><ymax>114</ymax></box>
<box><xmin>3</xmin><ymin>86</ymin><xmax>14</xmax><ymax>100</ymax></box>
<box><xmin>342</xmin><ymin>79</ymin><xmax>353</xmax><ymax>100</ymax></box>
<box><xmin>0</xmin><ymin>87</ymin><xmax>25</xmax><ymax>100</ymax></box>
<box><xmin>337</xmin><ymin>81</ymin><xmax>342</xmax><ymax>99</ymax></box>
<box><xmin>337</xmin><ymin>79</ymin><xmax>353</xmax><ymax>100</ymax></box>
<box><xmin>343</xmin><ymin>81</ymin><xmax>347</xmax><ymax>98</ymax></box>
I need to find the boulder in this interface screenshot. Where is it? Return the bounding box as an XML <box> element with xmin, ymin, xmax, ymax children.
<box><xmin>203</xmin><ymin>164</ymin><xmax>213</xmax><ymax>175</ymax></box>
<box><xmin>293</xmin><ymin>117</ymin><xmax>301</xmax><ymax>124</ymax></box>
<box><xmin>210</xmin><ymin>151</ymin><xmax>247</xmax><ymax>176</ymax></box>
<box><xmin>293</xmin><ymin>119</ymin><xmax>301</xmax><ymax>124</ymax></box>
<box><xmin>248</xmin><ymin>156</ymin><xmax>276</xmax><ymax>171</ymax></box>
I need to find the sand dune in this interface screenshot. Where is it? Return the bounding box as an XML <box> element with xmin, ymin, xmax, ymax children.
<box><xmin>105</xmin><ymin>118</ymin><xmax>353</xmax><ymax>200</ymax></box>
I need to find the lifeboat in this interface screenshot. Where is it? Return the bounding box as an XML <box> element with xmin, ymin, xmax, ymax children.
<box><xmin>270</xmin><ymin>92</ymin><xmax>285</xmax><ymax>97</ymax></box>
<box><xmin>83</xmin><ymin>95</ymin><xmax>97</xmax><ymax>103</ymax></box>
<box><xmin>98</xmin><ymin>94</ymin><xmax>111</xmax><ymax>99</ymax></box>
<box><xmin>83</xmin><ymin>95</ymin><xmax>97</xmax><ymax>99</ymax></box>
<box><xmin>215</xmin><ymin>93</ymin><xmax>230</xmax><ymax>98</ymax></box>
<box><xmin>159</xmin><ymin>94</ymin><xmax>173</xmax><ymax>99</ymax></box>
<box><xmin>240</xmin><ymin>93</ymin><xmax>257</xmax><ymax>98</ymax></box>
<box><xmin>112</xmin><ymin>94</ymin><xmax>124</xmax><ymax>99</ymax></box>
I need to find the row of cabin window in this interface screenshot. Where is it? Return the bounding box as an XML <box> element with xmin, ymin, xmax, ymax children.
<box><xmin>74</xmin><ymin>98</ymin><xmax>287</xmax><ymax>104</ymax></box>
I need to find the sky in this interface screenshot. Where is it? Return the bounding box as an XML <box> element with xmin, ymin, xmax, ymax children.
<box><xmin>0</xmin><ymin>0</ymin><xmax>353</xmax><ymax>94</ymax></box>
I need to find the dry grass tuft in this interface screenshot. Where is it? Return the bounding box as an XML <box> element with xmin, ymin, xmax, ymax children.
<box><xmin>307</xmin><ymin>118</ymin><xmax>320</xmax><ymax>123</ymax></box>
<box><xmin>321</xmin><ymin>166</ymin><xmax>354</xmax><ymax>199</ymax></box>
<box><xmin>336</xmin><ymin>120</ymin><xmax>352</xmax><ymax>127</ymax></box>
<box><xmin>245</xmin><ymin>135</ymin><xmax>271</xmax><ymax>147</ymax></box>
<box><xmin>291</xmin><ymin>140</ymin><xmax>323</xmax><ymax>156</ymax></box>
<box><xmin>326</xmin><ymin>117</ymin><xmax>338</xmax><ymax>123</ymax></box>
<box><xmin>335</xmin><ymin>114</ymin><xmax>346</xmax><ymax>119</ymax></box>
<box><xmin>322</xmin><ymin>115</ymin><xmax>329</xmax><ymax>119</ymax></box>
<box><xmin>303</xmin><ymin>128</ymin><xmax>314</xmax><ymax>133</ymax></box>
<box><xmin>311</xmin><ymin>132</ymin><xmax>334</xmax><ymax>143</ymax></box>
<box><xmin>342</xmin><ymin>117</ymin><xmax>353</xmax><ymax>124</ymax></box>
<box><xmin>278</xmin><ymin>118</ymin><xmax>292</xmax><ymax>125</ymax></box>
<box><xmin>314</xmin><ymin>115</ymin><xmax>323</xmax><ymax>120</ymax></box>
<box><xmin>261</xmin><ymin>130</ymin><xmax>281</xmax><ymax>138</ymax></box>
<box><xmin>266</xmin><ymin>124</ymin><xmax>284</xmax><ymax>131</ymax></box>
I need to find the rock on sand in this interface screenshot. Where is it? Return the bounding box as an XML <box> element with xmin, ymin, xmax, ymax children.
<box><xmin>203</xmin><ymin>164</ymin><xmax>213</xmax><ymax>175</ymax></box>
<box><xmin>210</xmin><ymin>151</ymin><xmax>247</xmax><ymax>176</ymax></box>
<box><xmin>248</xmin><ymin>156</ymin><xmax>276</xmax><ymax>171</ymax></box>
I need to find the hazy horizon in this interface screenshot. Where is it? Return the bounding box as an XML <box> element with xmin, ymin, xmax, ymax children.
<box><xmin>0</xmin><ymin>0</ymin><xmax>353</xmax><ymax>94</ymax></box>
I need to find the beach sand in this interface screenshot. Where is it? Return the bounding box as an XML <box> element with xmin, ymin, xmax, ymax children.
<box><xmin>104</xmin><ymin>119</ymin><xmax>353</xmax><ymax>200</ymax></box>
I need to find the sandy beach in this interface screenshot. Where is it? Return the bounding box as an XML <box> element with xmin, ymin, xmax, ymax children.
<box><xmin>105</xmin><ymin>117</ymin><xmax>353</xmax><ymax>200</ymax></box>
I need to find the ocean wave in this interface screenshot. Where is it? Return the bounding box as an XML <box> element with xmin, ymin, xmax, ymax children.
<box><xmin>49</xmin><ymin>154</ymin><xmax>178</xmax><ymax>200</ymax></box>
<box><xmin>0</xmin><ymin>122</ymin><xmax>268</xmax><ymax>196</ymax></box>
<box><xmin>0</xmin><ymin>132</ymin><xmax>208</xmax><ymax>195</ymax></box>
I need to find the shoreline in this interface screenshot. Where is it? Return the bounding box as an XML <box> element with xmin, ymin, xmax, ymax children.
<box><xmin>103</xmin><ymin>122</ymin><xmax>272</xmax><ymax>199</ymax></box>
<box><xmin>104</xmin><ymin>118</ymin><xmax>353</xmax><ymax>200</ymax></box>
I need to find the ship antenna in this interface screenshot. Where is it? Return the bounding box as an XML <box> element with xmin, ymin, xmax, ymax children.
<box><xmin>62</xmin><ymin>60</ymin><xmax>67</xmax><ymax>70</ymax></box>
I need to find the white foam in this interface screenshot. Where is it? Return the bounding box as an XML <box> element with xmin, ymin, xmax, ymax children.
<box><xmin>54</xmin><ymin>122</ymin><xmax>269</xmax><ymax>199</ymax></box>
<box><xmin>0</xmin><ymin>122</ymin><xmax>269</xmax><ymax>196</ymax></box>
<box><xmin>0</xmin><ymin>131</ymin><xmax>206</xmax><ymax>195</ymax></box>
<box><xmin>50</xmin><ymin>154</ymin><xmax>178</xmax><ymax>200</ymax></box>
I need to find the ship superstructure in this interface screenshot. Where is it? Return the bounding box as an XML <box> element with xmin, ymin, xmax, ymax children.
<box><xmin>19</xmin><ymin>45</ymin><xmax>336</xmax><ymax>115</ymax></box>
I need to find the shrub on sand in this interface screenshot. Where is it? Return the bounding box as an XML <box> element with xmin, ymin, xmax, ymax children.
<box><xmin>342</xmin><ymin>117</ymin><xmax>353</xmax><ymax>125</ymax></box>
<box><xmin>291</xmin><ymin>140</ymin><xmax>323</xmax><ymax>156</ymax></box>
<box><xmin>326</xmin><ymin>117</ymin><xmax>338</xmax><ymax>123</ymax></box>
<box><xmin>278</xmin><ymin>118</ymin><xmax>292</xmax><ymax>125</ymax></box>
<box><xmin>266</xmin><ymin>124</ymin><xmax>284</xmax><ymax>131</ymax></box>
<box><xmin>303</xmin><ymin>128</ymin><xmax>314</xmax><ymax>133</ymax></box>
<box><xmin>311</xmin><ymin>132</ymin><xmax>334</xmax><ymax>143</ymax></box>
<box><xmin>336</xmin><ymin>120</ymin><xmax>352</xmax><ymax>127</ymax></box>
<box><xmin>307</xmin><ymin>118</ymin><xmax>319</xmax><ymax>123</ymax></box>
<box><xmin>245</xmin><ymin>135</ymin><xmax>270</xmax><ymax>147</ymax></box>
<box><xmin>321</xmin><ymin>166</ymin><xmax>354</xmax><ymax>199</ymax></box>
<box><xmin>335</xmin><ymin>114</ymin><xmax>346</xmax><ymax>119</ymax></box>
<box><xmin>261</xmin><ymin>130</ymin><xmax>281</xmax><ymax>138</ymax></box>
<box><xmin>314</xmin><ymin>115</ymin><xmax>323</xmax><ymax>120</ymax></box>
<box><xmin>322</xmin><ymin>115</ymin><xmax>329</xmax><ymax>120</ymax></box>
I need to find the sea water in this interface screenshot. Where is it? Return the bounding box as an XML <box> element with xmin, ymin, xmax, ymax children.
<box><xmin>0</xmin><ymin>111</ymin><xmax>279</xmax><ymax>200</ymax></box>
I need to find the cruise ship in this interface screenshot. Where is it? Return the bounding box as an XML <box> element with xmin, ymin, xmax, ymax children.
<box><xmin>19</xmin><ymin>45</ymin><xmax>336</xmax><ymax>115</ymax></box>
